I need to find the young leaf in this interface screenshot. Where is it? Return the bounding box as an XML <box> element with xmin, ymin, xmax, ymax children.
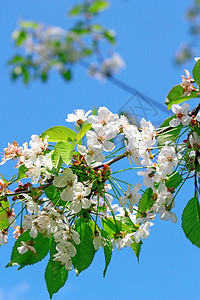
<box><xmin>52</xmin><ymin>140</ymin><xmax>76</xmax><ymax>167</ymax></box>
<box><xmin>89</xmin><ymin>0</ymin><xmax>109</xmax><ymax>14</ymax></box>
<box><xmin>193</xmin><ymin>59</ymin><xmax>200</xmax><ymax>88</ymax></box>
<box><xmin>6</xmin><ymin>231</ymin><xmax>50</xmax><ymax>269</ymax></box>
<box><xmin>40</xmin><ymin>126</ymin><xmax>77</xmax><ymax>143</ymax></box>
<box><xmin>103</xmin><ymin>30</ymin><xmax>116</xmax><ymax>44</ymax></box>
<box><xmin>72</xmin><ymin>218</ymin><xmax>95</xmax><ymax>275</ymax></box>
<box><xmin>20</xmin><ymin>21</ymin><xmax>39</xmax><ymax>29</ymax></box>
<box><xmin>102</xmin><ymin>216</ymin><xmax>135</xmax><ymax>237</ymax></box>
<box><xmin>131</xmin><ymin>241</ymin><xmax>142</xmax><ymax>261</ymax></box>
<box><xmin>157</xmin><ymin>115</ymin><xmax>182</xmax><ymax>146</ymax></box>
<box><xmin>17</xmin><ymin>165</ymin><xmax>28</xmax><ymax>181</ymax></box>
<box><xmin>0</xmin><ymin>198</ymin><xmax>9</xmax><ymax>231</ymax></box>
<box><xmin>60</xmin><ymin>69</ymin><xmax>72</xmax><ymax>81</ymax></box>
<box><xmin>101</xmin><ymin>229</ymin><xmax>112</xmax><ymax>277</ymax></box>
<box><xmin>45</xmin><ymin>240</ymin><xmax>68</xmax><ymax>299</ymax></box>
<box><xmin>68</xmin><ymin>4</ymin><xmax>83</xmax><ymax>16</ymax></box>
<box><xmin>165</xmin><ymin>171</ymin><xmax>182</xmax><ymax>190</ymax></box>
<box><xmin>182</xmin><ymin>197</ymin><xmax>200</xmax><ymax>248</ymax></box>
<box><xmin>137</xmin><ymin>188</ymin><xmax>153</xmax><ymax>218</ymax></box>
<box><xmin>165</xmin><ymin>85</ymin><xmax>198</xmax><ymax>110</ymax></box>
<box><xmin>77</xmin><ymin>123</ymin><xmax>92</xmax><ymax>142</ymax></box>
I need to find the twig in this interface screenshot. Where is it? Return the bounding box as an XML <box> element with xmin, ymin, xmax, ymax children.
<box><xmin>189</xmin><ymin>102</ymin><xmax>200</xmax><ymax>117</ymax></box>
<box><xmin>94</xmin><ymin>154</ymin><xmax>126</xmax><ymax>169</ymax></box>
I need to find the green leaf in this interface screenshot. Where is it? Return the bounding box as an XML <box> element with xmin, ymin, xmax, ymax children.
<box><xmin>44</xmin><ymin>185</ymin><xmax>60</xmax><ymax>201</ymax></box>
<box><xmin>8</xmin><ymin>55</ymin><xmax>24</xmax><ymax>65</ymax></box>
<box><xmin>89</xmin><ymin>0</ymin><xmax>109</xmax><ymax>14</ymax></box>
<box><xmin>72</xmin><ymin>219</ymin><xmax>95</xmax><ymax>275</ymax></box>
<box><xmin>22</xmin><ymin>67</ymin><xmax>29</xmax><ymax>84</ymax></box>
<box><xmin>182</xmin><ymin>197</ymin><xmax>200</xmax><ymax>248</ymax></box>
<box><xmin>103</xmin><ymin>30</ymin><xmax>116</xmax><ymax>44</ymax></box>
<box><xmin>61</xmin><ymin>69</ymin><xmax>72</xmax><ymax>81</ymax></box>
<box><xmin>131</xmin><ymin>241</ymin><xmax>142</xmax><ymax>261</ymax></box>
<box><xmin>17</xmin><ymin>165</ymin><xmax>28</xmax><ymax>181</ymax></box>
<box><xmin>6</xmin><ymin>231</ymin><xmax>50</xmax><ymax>268</ymax></box>
<box><xmin>165</xmin><ymin>171</ymin><xmax>182</xmax><ymax>190</ymax></box>
<box><xmin>44</xmin><ymin>185</ymin><xmax>65</xmax><ymax>206</ymax></box>
<box><xmin>40</xmin><ymin>126</ymin><xmax>77</xmax><ymax>143</ymax></box>
<box><xmin>0</xmin><ymin>198</ymin><xmax>9</xmax><ymax>231</ymax></box>
<box><xmin>20</xmin><ymin>21</ymin><xmax>39</xmax><ymax>29</ymax></box>
<box><xmin>157</xmin><ymin>115</ymin><xmax>183</xmax><ymax>146</ymax></box>
<box><xmin>41</xmin><ymin>72</ymin><xmax>48</xmax><ymax>82</ymax></box>
<box><xmin>69</xmin><ymin>5</ymin><xmax>83</xmax><ymax>16</ymax></box>
<box><xmin>77</xmin><ymin>124</ymin><xmax>92</xmax><ymax>141</ymax></box>
<box><xmin>193</xmin><ymin>59</ymin><xmax>200</xmax><ymax>88</ymax></box>
<box><xmin>45</xmin><ymin>240</ymin><xmax>68</xmax><ymax>299</ymax></box>
<box><xmin>137</xmin><ymin>188</ymin><xmax>153</xmax><ymax>218</ymax></box>
<box><xmin>15</xmin><ymin>30</ymin><xmax>27</xmax><ymax>46</ymax></box>
<box><xmin>0</xmin><ymin>174</ymin><xmax>9</xmax><ymax>184</ymax></box>
<box><xmin>102</xmin><ymin>216</ymin><xmax>135</xmax><ymax>237</ymax></box>
<box><xmin>101</xmin><ymin>229</ymin><xmax>112</xmax><ymax>277</ymax></box>
<box><xmin>52</xmin><ymin>141</ymin><xmax>76</xmax><ymax>167</ymax></box>
<box><xmin>165</xmin><ymin>85</ymin><xmax>198</xmax><ymax>109</ymax></box>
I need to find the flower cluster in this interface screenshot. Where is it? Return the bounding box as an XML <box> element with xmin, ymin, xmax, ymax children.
<box><xmin>1</xmin><ymin>99</ymin><xmax>200</xmax><ymax>297</ymax></box>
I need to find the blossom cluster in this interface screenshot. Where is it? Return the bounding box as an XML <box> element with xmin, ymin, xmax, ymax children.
<box><xmin>0</xmin><ymin>102</ymin><xmax>199</xmax><ymax>291</ymax></box>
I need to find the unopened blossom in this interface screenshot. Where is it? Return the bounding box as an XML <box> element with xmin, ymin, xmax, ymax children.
<box><xmin>17</xmin><ymin>241</ymin><xmax>37</xmax><ymax>255</ymax></box>
<box><xmin>169</xmin><ymin>103</ymin><xmax>191</xmax><ymax>127</ymax></box>
<box><xmin>65</xmin><ymin>109</ymin><xmax>91</xmax><ymax>125</ymax></box>
<box><xmin>119</xmin><ymin>183</ymin><xmax>142</xmax><ymax>213</ymax></box>
<box><xmin>180</xmin><ymin>69</ymin><xmax>195</xmax><ymax>96</ymax></box>
<box><xmin>0</xmin><ymin>231</ymin><xmax>8</xmax><ymax>245</ymax></box>
<box><xmin>133</xmin><ymin>221</ymin><xmax>154</xmax><ymax>244</ymax></box>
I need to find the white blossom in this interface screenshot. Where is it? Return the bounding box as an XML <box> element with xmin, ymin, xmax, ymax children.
<box><xmin>169</xmin><ymin>103</ymin><xmax>191</xmax><ymax>127</ymax></box>
<box><xmin>65</xmin><ymin>109</ymin><xmax>91</xmax><ymax>124</ymax></box>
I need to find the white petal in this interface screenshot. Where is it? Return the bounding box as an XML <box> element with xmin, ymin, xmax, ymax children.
<box><xmin>181</xmin><ymin>115</ymin><xmax>191</xmax><ymax>125</ymax></box>
<box><xmin>103</xmin><ymin>141</ymin><xmax>115</xmax><ymax>152</ymax></box>
<box><xmin>169</xmin><ymin>118</ymin><xmax>180</xmax><ymax>127</ymax></box>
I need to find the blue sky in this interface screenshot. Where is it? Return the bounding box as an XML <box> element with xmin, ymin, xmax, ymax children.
<box><xmin>1</xmin><ymin>1</ymin><xmax>200</xmax><ymax>299</ymax></box>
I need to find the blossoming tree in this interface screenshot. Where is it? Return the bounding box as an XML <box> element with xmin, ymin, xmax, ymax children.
<box><xmin>2</xmin><ymin>0</ymin><xmax>200</xmax><ymax>298</ymax></box>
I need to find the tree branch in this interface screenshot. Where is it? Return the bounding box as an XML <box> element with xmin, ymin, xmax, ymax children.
<box><xmin>4</xmin><ymin>183</ymin><xmax>51</xmax><ymax>197</ymax></box>
<box><xmin>94</xmin><ymin>154</ymin><xmax>126</xmax><ymax>169</ymax></box>
<box><xmin>188</xmin><ymin>102</ymin><xmax>200</xmax><ymax>117</ymax></box>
